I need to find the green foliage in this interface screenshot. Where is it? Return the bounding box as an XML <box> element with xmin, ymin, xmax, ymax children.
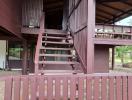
<box><xmin>9</xmin><ymin>48</ymin><xmax>22</xmax><ymax>58</ymax></box>
<box><xmin>115</xmin><ymin>46</ymin><xmax>132</xmax><ymax>64</ymax></box>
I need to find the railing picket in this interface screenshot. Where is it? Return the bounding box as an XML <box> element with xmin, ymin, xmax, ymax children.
<box><xmin>55</xmin><ymin>77</ymin><xmax>61</xmax><ymax>100</ymax></box>
<box><xmin>47</xmin><ymin>77</ymin><xmax>53</xmax><ymax>100</ymax></box>
<box><xmin>70</xmin><ymin>77</ymin><xmax>76</xmax><ymax>100</ymax></box>
<box><xmin>86</xmin><ymin>76</ymin><xmax>92</xmax><ymax>100</ymax></box>
<box><xmin>22</xmin><ymin>76</ymin><xmax>29</xmax><ymax>100</ymax></box>
<box><xmin>4</xmin><ymin>77</ymin><xmax>13</xmax><ymax>100</ymax></box>
<box><xmin>109</xmin><ymin>76</ymin><xmax>115</xmax><ymax>100</ymax></box>
<box><xmin>101</xmin><ymin>76</ymin><xmax>108</xmax><ymax>100</ymax></box>
<box><xmin>30</xmin><ymin>76</ymin><xmax>37</xmax><ymax>100</ymax></box>
<box><xmin>78</xmin><ymin>77</ymin><xmax>84</xmax><ymax>100</ymax></box>
<box><xmin>122</xmin><ymin>76</ymin><xmax>128</xmax><ymax>100</ymax></box>
<box><xmin>116</xmin><ymin>76</ymin><xmax>122</xmax><ymax>100</ymax></box>
<box><xmin>94</xmin><ymin>77</ymin><xmax>100</xmax><ymax>100</ymax></box>
<box><xmin>128</xmin><ymin>76</ymin><xmax>132</xmax><ymax>100</ymax></box>
<box><xmin>38</xmin><ymin>76</ymin><xmax>45</xmax><ymax>100</ymax></box>
<box><xmin>13</xmin><ymin>77</ymin><xmax>21</xmax><ymax>100</ymax></box>
<box><xmin>63</xmin><ymin>77</ymin><xmax>68</xmax><ymax>100</ymax></box>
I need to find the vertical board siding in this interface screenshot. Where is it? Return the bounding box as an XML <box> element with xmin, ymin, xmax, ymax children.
<box><xmin>68</xmin><ymin>0</ymin><xmax>88</xmax><ymax>72</ymax></box>
<box><xmin>0</xmin><ymin>0</ymin><xmax>21</xmax><ymax>37</ymax></box>
<box><xmin>22</xmin><ymin>0</ymin><xmax>43</xmax><ymax>27</ymax></box>
<box><xmin>1</xmin><ymin>74</ymin><xmax>132</xmax><ymax>100</ymax></box>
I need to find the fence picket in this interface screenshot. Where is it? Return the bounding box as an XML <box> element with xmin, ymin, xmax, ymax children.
<box><xmin>70</xmin><ymin>77</ymin><xmax>76</xmax><ymax>100</ymax></box>
<box><xmin>55</xmin><ymin>77</ymin><xmax>61</xmax><ymax>100</ymax></box>
<box><xmin>30</xmin><ymin>76</ymin><xmax>37</xmax><ymax>100</ymax></box>
<box><xmin>116</xmin><ymin>76</ymin><xmax>122</xmax><ymax>100</ymax></box>
<box><xmin>122</xmin><ymin>76</ymin><xmax>128</xmax><ymax>100</ymax></box>
<box><xmin>94</xmin><ymin>77</ymin><xmax>100</xmax><ymax>100</ymax></box>
<box><xmin>22</xmin><ymin>76</ymin><xmax>29</xmax><ymax>100</ymax></box>
<box><xmin>101</xmin><ymin>76</ymin><xmax>107</xmax><ymax>100</ymax></box>
<box><xmin>4</xmin><ymin>77</ymin><xmax>13</xmax><ymax>100</ymax></box>
<box><xmin>13</xmin><ymin>77</ymin><xmax>21</xmax><ymax>100</ymax></box>
<box><xmin>63</xmin><ymin>77</ymin><xmax>68</xmax><ymax>100</ymax></box>
<box><xmin>86</xmin><ymin>76</ymin><xmax>92</xmax><ymax>100</ymax></box>
<box><xmin>109</xmin><ymin>76</ymin><xmax>115</xmax><ymax>100</ymax></box>
<box><xmin>38</xmin><ymin>76</ymin><xmax>45</xmax><ymax>100</ymax></box>
<box><xmin>47</xmin><ymin>77</ymin><xmax>53</xmax><ymax>100</ymax></box>
<box><xmin>128</xmin><ymin>76</ymin><xmax>132</xmax><ymax>100</ymax></box>
<box><xmin>78</xmin><ymin>77</ymin><xmax>84</xmax><ymax>100</ymax></box>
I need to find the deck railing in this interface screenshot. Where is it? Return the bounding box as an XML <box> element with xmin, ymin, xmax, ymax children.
<box><xmin>1</xmin><ymin>74</ymin><xmax>132</xmax><ymax>100</ymax></box>
<box><xmin>95</xmin><ymin>24</ymin><xmax>132</xmax><ymax>40</ymax></box>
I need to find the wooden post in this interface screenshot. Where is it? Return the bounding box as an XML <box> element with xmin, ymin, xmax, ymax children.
<box><xmin>111</xmin><ymin>47</ymin><xmax>115</xmax><ymax>70</ymax></box>
<box><xmin>22</xmin><ymin>41</ymin><xmax>28</xmax><ymax>75</ymax></box>
<box><xmin>86</xmin><ymin>0</ymin><xmax>95</xmax><ymax>73</ymax></box>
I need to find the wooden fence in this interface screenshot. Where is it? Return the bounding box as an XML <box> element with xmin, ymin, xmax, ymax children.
<box><xmin>0</xmin><ymin>74</ymin><xmax>132</xmax><ymax>100</ymax></box>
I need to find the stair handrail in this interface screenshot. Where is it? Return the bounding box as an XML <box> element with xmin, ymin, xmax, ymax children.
<box><xmin>34</xmin><ymin>12</ymin><xmax>45</xmax><ymax>73</ymax></box>
<box><xmin>68</xmin><ymin>26</ymin><xmax>87</xmax><ymax>73</ymax></box>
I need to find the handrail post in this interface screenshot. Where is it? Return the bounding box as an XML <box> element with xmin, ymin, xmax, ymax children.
<box><xmin>34</xmin><ymin>12</ymin><xmax>45</xmax><ymax>74</ymax></box>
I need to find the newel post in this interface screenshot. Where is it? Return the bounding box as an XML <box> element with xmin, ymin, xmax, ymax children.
<box><xmin>86</xmin><ymin>0</ymin><xmax>96</xmax><ymax>73</ymax></box>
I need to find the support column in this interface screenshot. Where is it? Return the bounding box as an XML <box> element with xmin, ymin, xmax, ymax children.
<box><xmin>112</xmin><ymin>47</ymin><xmax>115</xmax><ymax>70</ymax></box>
<box><xmin>86</xmin><ymin>0</ymin><xmax>95</xmax><ymax>73</ymax></box>
<box><xmin>22</xmin><ymin>41</ymin><xmax>28</xmax><ymax>75</ymax></box>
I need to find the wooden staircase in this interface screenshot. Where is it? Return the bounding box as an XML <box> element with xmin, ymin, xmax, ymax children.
<box><xmin>35</xmin><ymin>29</ymin><xmax>82</xmax><ymax>74</ymax></box>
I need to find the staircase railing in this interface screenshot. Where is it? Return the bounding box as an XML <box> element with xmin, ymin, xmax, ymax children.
<box><xmin>34</xmin><ymin>12</ymin><xmax>45</xmax><ymax>74</ymax></box>
<box><xmin>67</xmin><ymin>0</ymin><xmax>88</xmax><ymax>73</ymax></box>
<box><xmin>68</xmin><ymin>27</ymin><xmax>87</xmax><ymax>73</ymax></box>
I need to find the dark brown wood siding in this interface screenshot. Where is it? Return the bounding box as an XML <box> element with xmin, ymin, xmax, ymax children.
<box><xmin>0</xmin><ymin>0</ymin><xmax>22</xmax><ymax>37</ymax></box>
<box><xmin>22</xmin><ymin>0</ymin><xmax>43</xmax><ymax>27</ymax></box>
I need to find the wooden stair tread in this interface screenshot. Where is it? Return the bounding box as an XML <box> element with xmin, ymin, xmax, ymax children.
<box><xmin>44</xmin><ymin>32</ymin><xmax>67</xmax><ymax>35</ymax></box>
<box><xmin>39</xmin><ymin>70</ymin><xmax>82</xmax><ymax>73</ymax></box>
<box><xmin>42</xmin><ymin>41</ymin><xmax>73</xmax><ymax>45</ymax></box>
<box><xmin>42</xmin><ymin>36</ymin><xmax>71</xmax><ymax>40</ymax></box>
<box><xmin>39</xmin><ymin>61</ymin><xmax>79</xmax><ymax>65</ymax></box>
<box><xmin>45</xmin><ymin>29</ymin><xmax>65</xmax><ymax>33</ymax></box>
<box><xmin>39</xmin><ymin>54</ymin><xmax>74</xmax><ymax>57</ymax></box>
<box><xmin>40</xmin><ymin>47</ymin><xmax>73</xmax><ymax>50</ymax></box>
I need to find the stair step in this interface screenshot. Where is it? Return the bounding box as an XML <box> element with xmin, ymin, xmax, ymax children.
<box><xmin>39</xmin><ymin>70</ymin><xmax>82</xmax><ymax>74</ymax></box>
<box><xmin>42</xmin><ymin>41</ymin><xmax>73</xmax><ymax>45</ymax></box>
<box><xmin>44</xmin><ymin>32</ymin><xmax>67</xmax><ymax>36</ymax></box>
<box><xmin>40</xmin><ymin>47</ymin><xmax>73</xmax><ymax>51</ymax></box>
<box><xmin>45</xmin><ymin>29</ymin><xmax>65</xmax><ymax>33</ymax></box>
<box><xmin>42</xmin><ymin>36</ymin><xmax>71</xmax><ymax>40</ymax></box>
<box><xmin>39</xmin><ymin>61</ymin><xmax>79</xmax><ymax>65</ymax></box>
<box><xmin>39</xmin><ymin>54</ymin><xmax>74</xmax><ymax>57</ymax></box>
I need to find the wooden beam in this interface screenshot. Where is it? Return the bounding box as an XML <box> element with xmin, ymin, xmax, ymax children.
<box><xmin>100</xmin><ymin>3</ymin><xmax>125</xmax><ymax>13</ymax></box>
<box><xmin>86</xmin><ymin>0</ymin><xmax>95</xmax><ymax>73</ymax></box>
<box><xmin>96</xmin><ymin>13</ymin><xmax>111</xmax><ymax>20</ymax></box>
<box><xmin>106</xmin><ymin>8</ymin><xmax>132</xmax><ymax>23</ymax></box>
<box><xmin>22</xmin><ymin>41</ymin><xmax>28</xmax><ymax>75</ymax></box>
<box><xmin>97</xmin><ymin>8</ymin><xmax>115</xmax><ymax>17</ymax></box>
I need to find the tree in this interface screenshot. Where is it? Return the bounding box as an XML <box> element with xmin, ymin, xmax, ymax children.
<box><xmin>116</xmin><ymin>46</ymin><xmax>132</xmax><ymax>65</ymax></box>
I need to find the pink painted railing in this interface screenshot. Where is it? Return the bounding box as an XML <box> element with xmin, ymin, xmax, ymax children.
<box><xmin>1</xmin><ymin>74</ymin><xmax>132</xmax><ymax>100</ymax></box>
<box><xmin>95</xmin><ymin>24</ymin><xmax>132</xmax><ymax>40</ymax></box>
<box><xmin>34</xmin><ymin>12</ymin><xmax>45</xmax><ymax>73</ymax></box>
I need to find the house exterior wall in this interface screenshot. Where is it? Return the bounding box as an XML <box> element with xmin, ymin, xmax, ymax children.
<box><xmin>0</xmin><ymin>0</ymin><xmax>22</xmax><ymax>37</ymax></box>
<box><xmin>94</xmin><ymin>45</ymin><xmax>110</xmax><ymax>73</ymax></box>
